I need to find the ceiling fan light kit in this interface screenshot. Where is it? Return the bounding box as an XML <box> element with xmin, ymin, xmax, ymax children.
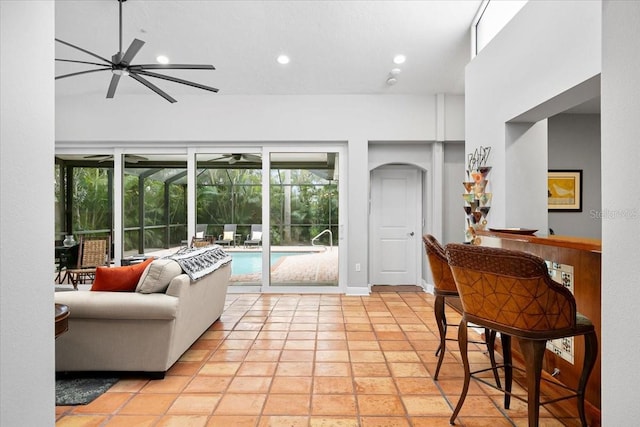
<box><xmin>55</xmin><ymin>0</ymin><xmax>218</xmax><ymax>103</ymax></box>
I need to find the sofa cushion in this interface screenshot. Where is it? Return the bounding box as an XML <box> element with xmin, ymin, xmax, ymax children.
<box><xmin>91</xmin><ymin>257</ymin><xmax>154</xmax><ymax>292</ymax></box>
<box><xmin>55</xmin><ymin>290</ymin><xmax>179</xmax><ymax>320</ymax></box>
<box><xmin>136</xmin><ymin>259</ymin><xmax>182</xmax><ymax>294</ymax></box>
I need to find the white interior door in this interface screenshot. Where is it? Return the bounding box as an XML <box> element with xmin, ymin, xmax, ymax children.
<box><xmin>370</xmin><ymin>166</ymin><xmax>420</xmax><ymax>285</ymax></box>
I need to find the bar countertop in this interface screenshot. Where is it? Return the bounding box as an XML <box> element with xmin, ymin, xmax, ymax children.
<box><xmin>476</xmin><ymin>229</ymin><xmax>601</xmax><ymax>253</ymax></box>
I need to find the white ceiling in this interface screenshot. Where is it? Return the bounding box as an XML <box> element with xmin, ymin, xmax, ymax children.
<box><xmin>55</xmin><ymin>0</ymin><xmax>482</xmax><ymax>99</ymax></box>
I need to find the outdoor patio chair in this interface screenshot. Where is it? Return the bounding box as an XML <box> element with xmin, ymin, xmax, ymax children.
<box><xmin>217</xmin><ymin>224</ymin><xmax>237</xmax><ymax>246</ymax></box>
<box><xmin>244</xmin><ymin>224</ymin><xmax>262</xmax><ymax>247</ymax></box>
<box><xmin>65</xmin><ymin>235</ymin><xmax>111</xmax><ymax>289</ymax></box>
<box><xmin>190</xmin><ymin>235</ymin><xmax>215</xmax><ymax>248</ymax></box>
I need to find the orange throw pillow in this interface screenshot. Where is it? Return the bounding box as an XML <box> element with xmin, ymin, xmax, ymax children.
<box><xmin>91</xmin><ymin>257</ymin><xmax>154</xmax><ymax>292</ymax></box>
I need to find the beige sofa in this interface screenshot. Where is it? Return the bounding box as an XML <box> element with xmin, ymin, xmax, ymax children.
<box><xmin>54</xmin><ymin>263</ymin><xmax>231</xmax><ymax>378</ymax></box>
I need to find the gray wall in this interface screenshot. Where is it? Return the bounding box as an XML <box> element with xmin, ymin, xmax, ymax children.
<box><xmin>548</xmin><ymin>113</ymin><xmax>602</xmax><ymax>238</ymax></box>
<box><xmin>443</xmin><ymin>141</ymin><xmax>465</xmax><ymax>244</ymax></box>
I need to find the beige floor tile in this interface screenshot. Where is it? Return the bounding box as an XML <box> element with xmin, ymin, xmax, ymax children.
<box><xmin>311</xmin><ymin>394</ymin><xmax>357</xmax><ymax>416</ymax></box>
<box><xmin>360</xmin><ymin>416</ymin><xmax>411</xmax><ymax>427</ymax></box>
<box><xmin>401</xmin><ymin>395</ymin><xmax>452</xmax><ymax>417</ymax></box>
<box><xmin>119</xmin><ymin>393</ymin><xmax>177</xmax><ymax>415</ymax></box>
<box><xmin>213</xmin><ymin>393</ymin><xmax>266</xmax><ymax>415</ymax></box>
<box><xmin>155</xmin><ymin>414</ymin><xmax>209</xmax><ymax>427</ymax></box>
<box><xmin>103</xmin><ymin>414</ymin><xmax>159</xmax><ymax>426</ymax></box>
<box><xmin>227</xmin><ymin>376</ymin><xmax>272</xmax><ymax>393</ymax></box>
<box><xmin>206</xmin><ymin>415</ymin><xmax>259</xmax><ymax>427</ymax></box>
<box><xmin>313</xmin><ymin>376</ymin><xmax>354</xmax><ymax>394</ymax></box>
<box><xmin>55</xmin><ymin>292</ymin><xmax>578</xmax><ymax>427</ymax></box>
<box><xmin>199</xmin><ymin>362</ymin><xmax>241</xmax><ymax>376</ymax></box>
<box><xmin>71</xmin><ymin>392</ymin><xmax>132</xmax><ymax>414</ymax></box>
<box><xmin>140</xmin><ymin>376</ymin><xmax>190</xmax><ymax>394</ymax></box>
<box><xmin>270</xmin><ymin>376</ymin><xmax>313</xmax><ymax>394</ymax></box>
<box><xmin>309</xmin><ymin>417</ymin><xmax>359</xmax><ymax>427</ymax></box>
<box><xmin>357</xmin><ymin>394</ymin><xmax>405</xmax><ymax>416</ymax></box>
<box><xmin>166</xmin><ymin>394</ymin><xmax>221</xmax><ymax>415</ymax></box>
<box><xmin>314</xmin><ymin>362</ymin><xmax>351</xmax><ymax>376</ymax></box>
<box><xmin>184</xmin><ymin>376</ymin><xmax>232</xmax><ymax>393</ymax></box>
<box><xmin>55</xmin><ymin>415</ymin><xmax>109</xmax><ymax>426</ymax></box>
<box><xmin>262</xmin><ymin>393</ymin><xmax>311</xmax><ymax>415</ymax></box>
<box><xmin>236</xmin><ymin>361</ymin><xmax>278</xmax><ymax>376</ymax></box>
<box><xmin>354</xmin><ymin>377</ymin><xmax>397</xmax><ymax>394</ymax></box>
<box><xmin>275</xmin><ymin>361</ymin><xmax>314</xmax><ymax>376</ymax></box>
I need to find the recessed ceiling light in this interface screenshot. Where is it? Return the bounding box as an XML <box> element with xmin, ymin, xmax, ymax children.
<box><xmin>277</xmin><ymin>54</ymin><xmax>290</xmax><ymax>65</ymax></box>
<box><xmin>393</xmin><ymin>54</ymin><xmax>406</xmax><ymax>64</ymax></box>
<box><xmin>156</xmin><ymin>55</ymin><xmax>170</xmax><ymax>64</ymax></box>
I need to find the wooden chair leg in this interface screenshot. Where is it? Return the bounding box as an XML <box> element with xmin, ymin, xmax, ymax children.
<box><xmin>518</xmin><ymin>338</ymin><xmax>546</xmax><ymax>427</ymax></box>
<box><xmin>450</xmin><ymin>319</ymin><xmax>470</xmax><ymax>425</ymax></box>
<box><xmin>577</xmin><ymin>331</ymin><xmax>598</xmax><ymax>427</ymax></box>
<box><xmin>501</xmin><ymin>333</ymin><xmax>512</xmax><ymax>409</ymax></box>
<box><xmin>433</xmin><ymin>294</ymin><xmax>447</xmax><ymax>380</ymax></box>
<box><xmin>485</xmin><ymin>328</ymin><xmax>502</xmax><ymax>389</ymax></box>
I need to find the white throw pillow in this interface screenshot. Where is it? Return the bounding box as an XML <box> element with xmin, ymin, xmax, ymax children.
<box><xmin>195</xmin><ymin>231</ymin><xmax>204</xmax><ymax>238</ymax></box>
<box><xmin>251</xmin><ymin>231</ymin><xmax>262</xmax><ymax>240</ymax></box>
<box><xmin>136</xmin><ymin>259</ymin><xmax>183</xmax><ymax>293</ymax></box>
<box><xmin>223</xmin><ymin>231</ymin><xmax>234</xmax><ymax>240</ymax></box>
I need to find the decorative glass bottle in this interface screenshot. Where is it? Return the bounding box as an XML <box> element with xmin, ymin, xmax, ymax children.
<box><xmin>63</xmin><ymin>235</ymin><xmax>76</xmax><ymax>247</ymax></box>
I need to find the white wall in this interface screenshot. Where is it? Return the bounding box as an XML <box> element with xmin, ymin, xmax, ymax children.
<box><xmin>548</xmin><ymin>113</ymin><xmax>602</xmax><ymax>238</ymax></box>
<box><xmin>465</xmin><ymin>0</ymin><xmax>601</xmax><ymax>228</ymax></box>
<box><xmin>601</xmin><ymin>0</ymin><xmax>640</xmax><ymax>422</ymax></box>
<box><xmin>1</xmin><ymin>1</ymin><xmax>55</xmax><ymax>425</ymax></box>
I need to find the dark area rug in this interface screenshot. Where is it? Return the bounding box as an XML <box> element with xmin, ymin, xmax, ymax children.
<box><xmin>55</xmin><ymin>376</ymin><xmax>119</xmax><ymax>406</ymax></box>
<box><xmin>371</xmin><ymin>285</ymin><xmax>424</xmax><ymax>293</ymax></box>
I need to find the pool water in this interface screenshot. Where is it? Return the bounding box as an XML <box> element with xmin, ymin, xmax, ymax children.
<box><xmin>230</xmin><ymin>252</ymin><xmax>303</xmax><ymax>275</ymax></box>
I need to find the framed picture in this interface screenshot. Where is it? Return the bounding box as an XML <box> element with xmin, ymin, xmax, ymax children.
<box><xmin>548</xmin><ymin>170</ymin><xmax>582</xmax><ymax>212</ymax></box>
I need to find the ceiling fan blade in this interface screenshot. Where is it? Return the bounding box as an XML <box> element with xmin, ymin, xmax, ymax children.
<box><xmin>243</xmin><ymin>154</ymin><xmax>262</xmax><ymax>162</ymax></box>
<box><xmin>135</xmin><ymin>70</ymin><xmax>219</xmax><ymax>93</ymax></box>
<box><xmin>55</xmin><ymin>68</ymin><xmax>111</xmax><ymax>80</ymax></box>
<box><xmin>204</xmin><ymin>155</ymin><xmax>232</xmax><ymax>162</ymax></box>
<box><xmin>55</xmin><ymin>38</ymin><xmax>113</xmax><ymax>65</ymax></box>
<box><xmin>129</xmin><ymin>73</ymin><xmax>177</xmax><ymax>103</ymax></box>
<box><xmin>120</xmin><ymin>38</ymin><xmax>145</xmax><ymax>65</ymax></box>
<box><xmin>130</xmin><ymin>64</ymin><xmax>215</xmax><ymax>70</ymax></box>
<box><xmin>56</xmin><ymin>58</ymin><xmax>112</xmax><ymax>67</ymax></box>
<box><xmin>106</xmin><ymin>73</ymin><xmax>121</xmax><ymax>98</ymax></box>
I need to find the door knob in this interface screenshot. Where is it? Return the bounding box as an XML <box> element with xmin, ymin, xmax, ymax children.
<box><xmin>409</xmin><ymin>232</ymin><xmax>414</xmax><ymax>236</ymax></box>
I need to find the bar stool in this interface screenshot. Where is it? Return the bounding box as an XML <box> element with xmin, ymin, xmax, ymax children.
<box><xmin>422</xmin><ymin>235</ymin><xmax>499</xmax><ymax>382</ymax></box>
<box><xmin>445</xmin><ymin>243</ymin><xmax>598</xmax><ymax>427</ymax></box>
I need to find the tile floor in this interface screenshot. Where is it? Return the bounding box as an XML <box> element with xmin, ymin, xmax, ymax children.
<box><xmin>55</xmin><ymin>291</ymin><xmax>588</xmax><ymax>426</ymax></box>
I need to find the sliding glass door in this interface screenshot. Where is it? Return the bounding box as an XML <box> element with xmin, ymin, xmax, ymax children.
<box><xmin>267</xmin><ymin>150</ymin><xmax>340</xmax><ymax>289</ymax></box>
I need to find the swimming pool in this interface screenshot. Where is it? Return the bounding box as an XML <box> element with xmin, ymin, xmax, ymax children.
<box><xmin>230</xmin><ymin>252</ymin><xmax>304</xmax><ymax>275</ymax></box>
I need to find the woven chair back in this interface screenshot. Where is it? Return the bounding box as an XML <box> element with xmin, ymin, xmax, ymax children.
<box><xmin>422</xmin><ymin>235</ymin><xmax>458</xmax><ymax>293</ymax></box>
<box><xmin>445</xmin><ymin>243</ymin><xmax>577</xmax><ymax>336</ymax></box>
<box><xmin>79</xmin><ymin>237</ymin><xmax>110</xmax><ymax>268</ymax></box>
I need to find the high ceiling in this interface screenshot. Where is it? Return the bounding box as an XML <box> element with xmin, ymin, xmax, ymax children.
<box><xmin>55</xmin><ymin>0</ymin><xmax>482</xmax><ymax>99</ymax></box>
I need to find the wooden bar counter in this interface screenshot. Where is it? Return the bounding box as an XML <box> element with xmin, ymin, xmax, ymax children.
<box><xmin>475</xmin><ymin>230</ymin><xmax>601</xmax><ymax>411</ymax></box>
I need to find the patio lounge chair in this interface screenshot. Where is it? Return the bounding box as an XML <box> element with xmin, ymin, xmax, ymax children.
<box><xmin>217</xmin><ymin>224</ymin><xmax>237</xmax><ymax>246</ymax></box>
<box><xmin>244</xmin><ymin>224</ymin><xmax>262</xmax><ymax>247</ymax></box>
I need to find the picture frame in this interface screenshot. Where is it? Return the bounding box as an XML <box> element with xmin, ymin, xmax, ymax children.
<box><xmin>548</xmin><ymin>170</ymin><xmax>582</xmax><ymax>212</ymax></box>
